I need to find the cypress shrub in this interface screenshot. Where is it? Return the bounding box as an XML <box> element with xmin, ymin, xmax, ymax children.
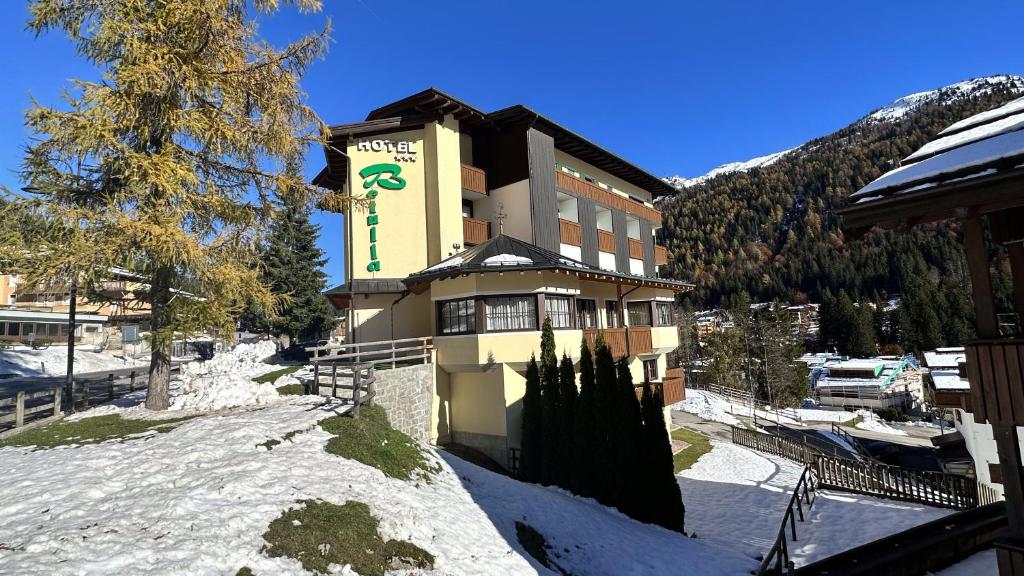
<box><xmin>539</xmin><ymin>317</ymin><xmax>561</xmax><ymax>486</ymax></box>
<box><xmin>592</xmin><ymin>335</ymin><xmax>617</xmax><ymax>505</ymax></box>
<box><xmin>520</xmin><ymin>355</ymin><xmax>543</xmax><ymax>483</ymax></box>
<box><xmin>611</xmin><ymin>358</ymin><xmax>645</xmax><ymax>517</ymax></box>
<box><xmin>640</xmin><ymin>380</ymin><xmax>686</xmax><ymax>533</ymax></box>
<box><xmin>572</xmin><ymin>340</ymin><xmax>597</xmax><ymax>497</ymax></box>
<box><xmin>557</xmin><ymin>353</ymin><xmax>578</xmax><ymax>490</ymax></box>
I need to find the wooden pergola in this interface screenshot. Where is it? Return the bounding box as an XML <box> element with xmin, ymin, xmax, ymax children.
<box><xmin>841</xmin><ymin>96</ymin><xmax>1024</xmax><ymax>573</ymax></box>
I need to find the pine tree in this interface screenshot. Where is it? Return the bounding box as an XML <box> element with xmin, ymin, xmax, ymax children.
<box><xmin>520</xmin><ymin>355</ymin><xmax>543</xmax><ymax>483</ymax></box>
<box><xmin>612</xmin><ymin>358</ymin><xmax>644</xmax><ymax>517</ymax></box>
<box><xmin>640</xmin><ymin>381</ymin><xmax>686</xmax><ymax>533</ymax></box>
<box><xmin>557</xmin><ymin>353</ymin><xmax>577</xmax><ymax>490</ymax></box>
<box><xmin>592</xmin><ymin>335</ymin><xmax>617</xmax><ymax>505</ymax></box>
<box><xmin>539</xmin><ymin>317</ymin><xmax>560</xmax><ymax>486</ymax></box>
<box><xmin>851</xmin><ymin>302</ymin><xmax>877</xmax><ymax>357</ymax></box>
<box><xmin>5</xmin><ymin>0</ymin><xmax>333</xmax><ymax>409</ymax></box>
<box><xmin>244</xmin><ymin>197</ymin><xmax>336</xmax><ymax>343</ymax></box>
<box><xmin>572</xmin><ymin>340</ymin><xmax>597</xmax><ymax>497</ymax></box>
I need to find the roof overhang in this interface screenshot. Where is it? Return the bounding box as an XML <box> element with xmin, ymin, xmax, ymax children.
<box><xmin>404</xmin><ymin>265</ymin><xmax>692</xmax><ymax>295</ymax></box>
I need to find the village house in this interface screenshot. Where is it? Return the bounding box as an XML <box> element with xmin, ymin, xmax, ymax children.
<box><xmin>315</xmin><ymin>88</ymin><xmax>688</xmax><ymax>465</ymax></box>
<box><xmin>809</xmin><ymin>356</ymin><xmax>924</xmax><ymax>411</ymax></box>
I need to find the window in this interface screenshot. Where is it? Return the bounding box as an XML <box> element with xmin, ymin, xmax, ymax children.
<box><xmin>462</xmin><ymin>199</ymin><xmax>474</xmax><ymax>218</ymax></box>
<box><xmin>643</xmin><ymin>359</ymin><xmax>659</xmax><ymax>383</ymax></box>
<box><xmin>544</xmin><ymin>296</ymin><xmax>573</xmax><ymax>329</ymax></box>
<box><xmin>47</xmin><ymin>323</ymin><xmax>59</xmax><ymax>337</ymax></box>
<box><xmin>8</xmin><ymin>322</ymin><xmax>20</xmax><ymax>336</ymax></box>
<box><xmin>439</xmin><ymin>298</ymin><xmax>476</xmax><ymax>335</ymax></box>
<box><xmin>485</xmin><ymin>295</ymin><xmax>537</xmax><ymax>332</ymax></box>
<box><xmin>627</xmin><ymin>301</ymin><xmax>652</xmax><ymax>327</ymax></box>
<box><xmin>576</xmin><ymin>299</ymin><xmax>598</xmax><ymax>329</ymax></box>
<box><xmin>605</xmin><ymin>301</ymin><xmax>621</xmax><ymax>328</ymax></box>
<box><xmin>654</xmin><ymin>302</ymin><xmax>673</xmax><ymax>326</ymax></box>
<box><xmin>0</xmin><ymin>322</ymin><xmax>5</xmax><ymax>336</ymax></box>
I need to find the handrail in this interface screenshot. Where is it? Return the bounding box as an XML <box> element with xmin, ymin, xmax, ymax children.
<box><xmin>758</xmin><ymin>464</ymin><xmax>819</xmax><ymax>575</ymax></box>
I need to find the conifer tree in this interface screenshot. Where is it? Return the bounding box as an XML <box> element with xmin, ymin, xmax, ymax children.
<box><xmin>243</xmin><ymin>197</ymin><xmax>335</xmax><ymax>343</ymax></box>
<box><xmin>557</xmin><ymin>353</ymin><xmax>577</xmax><ymax>490</ymax></box>
<box><xmin>539</xmin><ymin>317</ymin><xmax>560</xmax><ymax>486</ymax></box>
<box><xmin>572</xmin><ymin>340</ymin><xmax>597</xmax><ymax>497</ymax></box>
<box><xmin>592</xmin><ymin>335</ymin><xmax>617</xmax><ymax>505</ymax></box>
<box><xmin>612</xmin><ymin>358</ymin><xmax>644</xmax><ymax>517</ymax></box>
<box><xmin>520</xmin><ymin>355</ymin><xmax>543</xmax><ymax>483</ymax></box>
<box><xmin>640</xmin><ymin>381</ymin><xmax>686</xmax><ymax>533</ymax></box>
<box><xmin>5</xmin><ymin>0</ymin><xmax>335</xmax><ymax>409</ymax></box>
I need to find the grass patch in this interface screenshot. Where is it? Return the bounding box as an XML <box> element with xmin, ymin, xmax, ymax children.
<box><xmin>671</xmin><ymin>427</ymin><xmax>712</xmax><ymax>474</ymax></box>
<box><xmin>257</xmin><ymin>428</ymin><xmax>306</xmax><ymax>451</ymax></box>
<box><xmin>320</xmin><ymin>404</ymin><xmax>440</xmax><ymax>481</ymax></box>
<box><xmin>262</xmin><ymin>500</ymin><xmax>433</xmax><ymax>576</ymax></box>
<box><xmin>235</xmin><ymin>568</ymin><xmax>253</xmax><ymax>576</ymax></box>
<box><xmin>254</xmin><ymin>365</ymin><xmax>302</xmax><ymax>384</ymax></box>
<box><xmin>0</xmin><ymin>414</ymin><xmax>197</xmax><ymax>449</ymax></box>
<box><xmin>275</xmin><ymin>384</ymin><xmax>305</xmax><ymax>396</ymax></box>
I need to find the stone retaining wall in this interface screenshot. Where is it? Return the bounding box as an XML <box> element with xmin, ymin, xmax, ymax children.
<box><xmin>372</xmin><ymin>363</ymin><xmax>433</xmax><ymax>442</ymax></box>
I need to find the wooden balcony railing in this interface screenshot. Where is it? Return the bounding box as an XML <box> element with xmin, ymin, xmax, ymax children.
<box><xmin>559</xmin><ymin>219</ymin><xmax>582</xmax><ymax>246</ymax></box>
<box><xmin>555</xmin><ymin>170</ymin><xmax>661</xmax><ymax>223</ymax></box>
<box><xmin>654</xmin><ymin>245</ymin><xmax>668</xmax><ymax>266</ymax></box>
<box><xmin>965</xmin><ymin>339</ymin><xmax>1024</xmax><ymax>425</ymax></box>
<box><xmin>463</xmin><ymin>217</ymin><xmax>490</xmax><ymax>246</ymax></box>
<box><xmin>628</xmin><ymin>326</ymin><xmax>653</xmax><ymax>354</ymax></box>
<box><xmin>662</xmin><ymin>368</ymin><xmax>686</xmax><ymax>405</ymax></box>
<box><xmin>597</xmin><ymin>229</ymin><xmax>615</xmax><ymax>253</ymax></box>
<box><xmin>461</xmin><ymin>164</ymin><xmax>487</xmax><ymax>195</ymax></box>
<box><xmin>628</xmin><ymin>238</ymin><xmax>644</xmax><ymax>260</ymax></box>
<box><xmin>583</xmin><ymin>327</ymin><xmax>627</xmax><ymax>359</ymax></box>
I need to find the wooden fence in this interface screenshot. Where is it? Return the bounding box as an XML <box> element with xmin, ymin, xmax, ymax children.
<box><xmin>0</xmin><ymin>387</ymin><xmax>62</xmax><ymax>437</ymax></box>
<box><xmin>733</xmin><ymin>425</ymin><xmax>981</xmax><ymax>511</ymax></box>
<box><xmin>308</xmin><ymin>361</ymin><xmax>377</xmax><ymax>417</ymax></box>
<box><xmin>758</xmin><ymin>464</ymin><xmax>819</xmax><ymax>575</ymax></box>
<box><xmin>306</xmin><ymin>337</ymin><xmax>432</xmax><ymax>369</ymax></box>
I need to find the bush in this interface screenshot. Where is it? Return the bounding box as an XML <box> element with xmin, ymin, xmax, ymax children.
<box><xmin>874</xmin><ymin>407</ymin><xmax>908</xmax><ymax>422</ymax></box>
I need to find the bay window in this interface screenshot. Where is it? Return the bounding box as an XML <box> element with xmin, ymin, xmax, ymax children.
<box><xmin>438</xmin><ymin>298</ymin><xmax>476</xmax><ymax>335</ymax></box>
<box><xmin>654</xmin><ymin>302</ymin><xmax>674</xmax><ymax>326</ymax></box>
<box><xmin>486</xmin><ymin>295</ymin><xmax>537</xmax><ymax>332</ymax></box>
<box><xmin>627</xmin><ymin>301</ymin><xmax>652</xmax><ymax>327</ymax></box>
<box><xmin>544</xmin><ymin>295</ymin><xmax>573</xmax><ymax>329</ymax></box>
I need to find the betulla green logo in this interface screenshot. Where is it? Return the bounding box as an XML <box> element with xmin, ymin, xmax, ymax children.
<box><xmin>360</xmin><ymin>163</ymin><xmax>406</xmax><ymax>272</ymax></box>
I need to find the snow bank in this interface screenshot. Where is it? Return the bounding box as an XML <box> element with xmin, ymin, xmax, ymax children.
<box><xmin>933</xmin><ymin>549</ymin><xmax>997</xmax><ymax>575</ymax></box>
<box><xmin>854</xmin><ymin>411</ymin><xmax>908</xmax><ymax>436</ymax></box>
<box><xmin>0</xmin><ymin>396</ymin><xmax>754</xmax><ymax>575</ymax></box>
<box><xmin>0</xmin><ymin>345</ymin><xmax>146</xmax><ymax>378</ymax></box>
<box><xmin>169</xmin><ymin>341</ymin><xmax>280</xmax><ymax>411</ymax></box>
<box><xmin>674</xmin><ymin>389</ymin><xmax>742</xmax><ymax>426</ymax></box>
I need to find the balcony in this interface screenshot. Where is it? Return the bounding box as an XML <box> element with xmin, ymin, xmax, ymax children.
<box><xmin>654</xmin><ymin>245</ymin><xmax>668</xmax><ymax>266</ymax></box>
<box><xmin>663</xmin><ymin>367</ymin><xmax>686</xmax><ymax>405</ymax></box>
<box><xmin>597</xmin><ymin>229</ymin><xmax>615</xmax><ymax>253</ymax></box>
<box><xmin>463</xmin><ymin>217</ymin><xmax>490</xmax><ymax>246</ymax></box>
<box><xmin>964</xmin><ymin>339</ymin><xmax>1024</xmax><ymax>425</ymax></box>
<box><xmin>559</xmin><ymin>219</ymin><xmax>582</xmax><ymax>246</ymax></box>
<box><xmin>554</xmin><ymin>170</ymin><xmax>661</xmax><ymax>224</ymax></box>
<box><xmin>461</xmin><ymin>164</ymin><xmax>487</xmax><ymax>195</ymax></box>
<box><xmin>628</xmin><ymin>238</ymin><xmax>644</xmax><ymax>260</ymax></box>
<box><xmin>582</xmin><ymin>326</ymin><xmax>653</xmax><ymax>358</ymax></box>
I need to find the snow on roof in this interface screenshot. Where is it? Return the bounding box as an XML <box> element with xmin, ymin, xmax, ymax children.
<box><xmin>854</xmin><ymin>129</ymin><xmax>1024</xmax><ymax>198</ymax></box>
<box><xmin>931</xmin><ymin>370</ymin><xmax>970</xmax><ymax>390</ymax></box>
<box><xmin>482</xmin><ymin>253</ymin><xmax>533</xmax><ymax>266</ymax></box>
<box><xmin>923</xmin><ymin>350</ymin><xmax>965</xmax><ymax>369</ymax></box>
<box><xmin>424</xmin><ymin>256</ymin><xmax>464</xmax><ymax>272</ymax></box>
<box><xmin>905</xmin><ymin>110</ymin><xmax>1024</xmax><ymax>163</ymax></box>
<box><xmin>941</xmin><ymin>95</ymin><xmax>1024</xmax><ymax>135</ymax></box>
<box><xmin>830</xmin><ymin>359</ymin><xmax>886</xmax><ymax>371</ymax></box>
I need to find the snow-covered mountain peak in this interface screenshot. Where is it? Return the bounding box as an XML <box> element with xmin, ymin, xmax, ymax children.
<box><xmin>863</xmin><ymin>74</ymin><xmax>1024</xmax><ymax>122</ymax></box>
<box><xmin>664</xmin><ymin>148</ymin><xmax>795</xmax><ymax>190</ymax></box>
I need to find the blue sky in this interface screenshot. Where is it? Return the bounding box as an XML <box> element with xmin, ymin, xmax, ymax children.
<box><xmin>1</xmin><ymin>1</ymin><xmax>1022</xmax><ymax>286</ymax></box>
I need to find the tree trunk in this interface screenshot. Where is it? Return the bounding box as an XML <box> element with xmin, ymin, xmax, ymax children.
<box><xmin>145</xmin><ymin>265</ymin><xmax>173</xmax><ymax>410</ymax></box>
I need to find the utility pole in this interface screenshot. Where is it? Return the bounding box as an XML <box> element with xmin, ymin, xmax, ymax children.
<box><xmin>65</xmin><ymin>273</ymin><xmax>77</xmax><ymax>412</ymax></box>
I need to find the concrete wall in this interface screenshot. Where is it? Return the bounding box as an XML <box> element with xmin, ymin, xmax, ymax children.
<box><xmin>373</xmin><ymin>363</ymin><xmax>434</xmax><ymax>443</ymax></box>
<box><xmin>424</xmin><ymin>115</ymin><xmax>465</xmax><ymax>264</ymax></box>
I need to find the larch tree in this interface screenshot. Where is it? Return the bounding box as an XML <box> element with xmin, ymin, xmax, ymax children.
<box><xmin>3</xmin><ymin>1</ymin><xmax>339</xmax><ymax>409</ymax></box>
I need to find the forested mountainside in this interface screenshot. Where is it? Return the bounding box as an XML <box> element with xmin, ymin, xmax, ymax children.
<box><xmin>658</xmin><ymin>76</ymin><xmax>1024</xmax><ymax>314</ymax></box>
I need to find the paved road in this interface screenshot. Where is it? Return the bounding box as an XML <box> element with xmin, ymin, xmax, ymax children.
<box><xmin>670</xmin><ymin>410</ymin><xmax>734</xmax><ymax>441</ymax></box>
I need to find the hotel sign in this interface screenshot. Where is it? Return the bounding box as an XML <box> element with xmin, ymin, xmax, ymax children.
<box><xmin>359</xmin><ymin>163</ymin><xmax>406</xmax><ymax>272</ymax></box>
<box><xmin>356</xmin><ymin>138</ymin><xmax>417</xmax><ymax>163</ymax></box>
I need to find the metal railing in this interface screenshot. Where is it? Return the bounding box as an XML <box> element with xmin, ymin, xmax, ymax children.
<box><xmin>758</xmin><ymin>464</ymin><xmax>819</xmax><ymax>575</ymax></box>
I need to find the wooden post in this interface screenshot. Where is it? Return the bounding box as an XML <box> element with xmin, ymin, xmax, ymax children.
<box><xmin>107</xmin><ymin>373</ymin><xmax>115</xmax><ymax>401</ymax></box>
<box><xmin>963</xmin><ymin>216</ymin><xmax>1000</xmax><ymax>338</ymax></box>
<box><xmin>391</xmin><ymin>340</ymin><xmax>396</xmax><ymax>370</ymax></box>
<box><xmin>15</xmin><ymin>391</ymin><xmax>25</xmax><ymax>428</ymax></box>
<box><xmin>129</xmin><ymin>370</ymin><xmax>136</xmax><ymax>392</ymax></box>
<box><xmin>82</xmin><ymin>379</ymin><xmax>90</xmax><ymax>408</ymax></box>
<box><xmin>53</xmin><ymin>387</ymin><xmax>61</xmax><ymax>416</ymax></box>
<box><xmin>1007</xmin><ymin>242</ymin><xmax>1024</xmax><ymax>331</ymax></box>
<box><xmin>312</xmin><ymin>363</ymin><xmax>320</xmax><ymax>396</ymax></box>
<box><xmin>352</xmin><ymin>368</ymin><xmax>362</xmax><ymax>417</ymax></box>
<box><xmin>331</xmin><ymin>364</ymin><xmax>338</xmax><ymax>399</ymax></box>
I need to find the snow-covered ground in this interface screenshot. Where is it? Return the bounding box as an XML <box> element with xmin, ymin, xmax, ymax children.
<box><xmin>0</xmin><ymin>344</ymin><xmax>146</xmax><ymax>378</ymax></box>
<box><xmin>0</xmin><ymin>397</ymin><xmax>753</xmax><ymax>575</ymax></box>
<box><xmin>678</xmin><ymin>440</ymin><xmax>952</xmax><ymax>567</ymax></box>
<box><xmin>673</xmin><ymin>388</ymin><xmax>858</xmax><ymax>427</ymax></box>
<box><xmin>1</xmin><ymin>342</ymin><xmax>754</xmax><ymax>575</ymax></box>
<box><xmin>854</xmin><ymin>412</ymin><xmax>908</xmax><ymax>436</ymax></box>
<box><xmin>932</xmin><ymin>548</ymin><xmax>997</xmax><ymax>575</ymax></box>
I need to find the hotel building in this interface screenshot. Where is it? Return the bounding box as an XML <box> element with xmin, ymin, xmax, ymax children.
<box><xmin>315</xmin><ymin>89</ymin><xmax>689</xmax><ymax>465</ymax></box>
